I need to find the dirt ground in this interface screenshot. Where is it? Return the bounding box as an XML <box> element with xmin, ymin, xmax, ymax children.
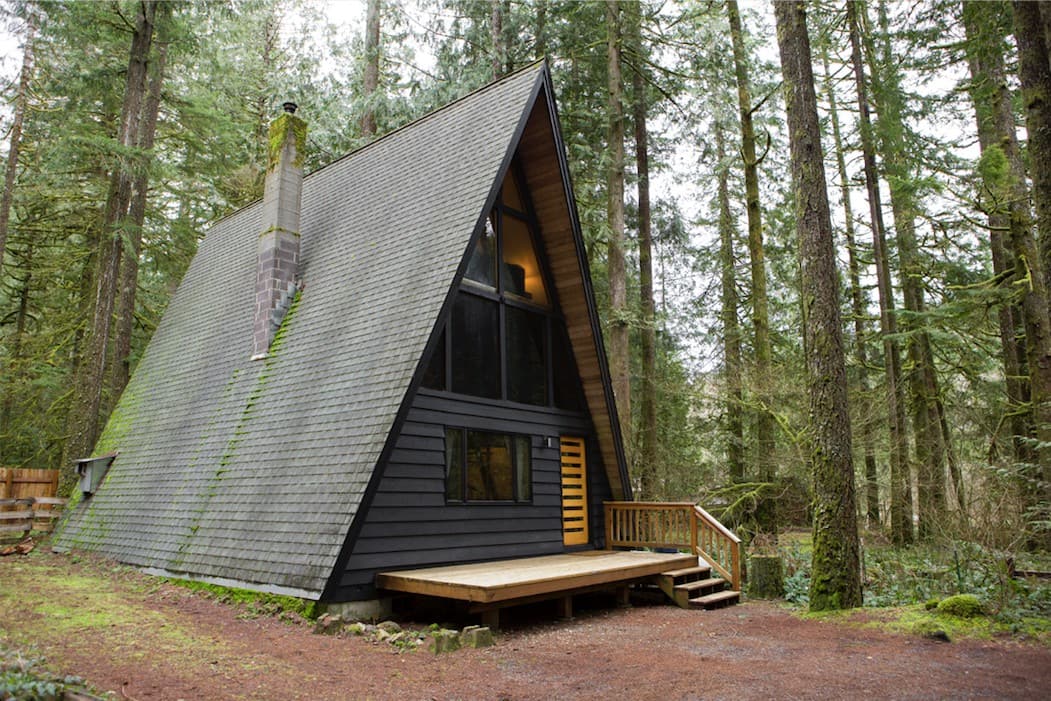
<box><xmin>2</xmin><ymin>548</ymin><xmax>1049</xmax><ymax>701</ymax></box>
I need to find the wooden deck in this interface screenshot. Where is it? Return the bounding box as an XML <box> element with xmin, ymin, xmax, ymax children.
<box><xmin>376</xmin><ymin>550</ymin><xmax>697</xmax><ymax>606</ymax></box>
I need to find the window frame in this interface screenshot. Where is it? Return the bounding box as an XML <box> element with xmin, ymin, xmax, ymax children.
<box><xmin>422</xmin><ymin>160</ymin><xmax>585</xmax><ymax>411</ymax></box>
<box><xmin>444</xmin><ymin>427</ymin><xmax>533</xmax><ymax>504</ymax></box>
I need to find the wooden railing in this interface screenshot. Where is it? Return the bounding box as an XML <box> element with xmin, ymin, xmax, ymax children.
<box><xmin>604</xmin><ymin>501</ymin><xmax>742</xmax><ymax>591</ymax></box>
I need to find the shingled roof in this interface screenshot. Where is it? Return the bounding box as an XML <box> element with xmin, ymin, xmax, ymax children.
<box><xmin>56</xmin><ymin>63</ymin><xmax>628</xmax><ymax>598</ymax></box>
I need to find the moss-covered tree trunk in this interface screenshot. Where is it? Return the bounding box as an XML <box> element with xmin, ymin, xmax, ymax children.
<box><xmin>775</xmin><ymin>0</ymin><xmax>862</xmax><ymax>611</ymax></box>
<box><xmin>61</xmin><ymin>0</ymin><xmax>157</xmax><ymax>492</ymax></box>
<box><xmin>727</xmin><ymin>0</ymin><xmax>776</xmax><ymax>536</ymax></box>
<box><xmin>1013</xmin><ymin>1</ymin><xmax>1051</xmax><ymax>526</ymax></box>
<box><xmin>963</xmin><ymin>0</ymin><xmax>1032</xmax><ymax>472</ymax></box>
<box><xmin>109</xmin><ymin>21</ymin><xmax>169</xmax><ymax>410</ymax></box>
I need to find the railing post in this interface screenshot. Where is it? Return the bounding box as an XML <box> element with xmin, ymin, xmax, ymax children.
<box><xmin>690</xmin><ymin>508</ymin><xmax>698</xmax><ymax>556</ymax></box>
<box><xmin>731</xmin><ymin>541</ymin><xmax>741</xmax><ymax>591</ymax></box>
<box><xmin>605</xmin><ymin>503</ymin><xmax>613</xmax><ymax>550</ymax></box>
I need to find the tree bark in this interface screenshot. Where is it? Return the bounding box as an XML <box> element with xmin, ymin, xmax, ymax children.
<box><xmin>963</xmin><ymin>0</ymin><xmax>1031</xmax><ymax>478</ymax></box>
<box><xmin>727</xmin><ymin>0</ymin><xmax>776</xmax><ymax>536</ymax></box>
<box><xmin>847</xmin><ymin>0</ymin><xmax>912</xmax><ymax>544</ymax></box>
<box><xmin>109</xmin><ymin>27</ymin><xmax>169</xmax><ymax>408</ymax></box>
<box><xmin>631</xmin><ymin>6</ymin><xmax>658</xmax><ymax>499</ymax></box>
<box><xmin>361</xmin><ymin>0</ymin><xmax>381</xmax><ymax>137</ymax></box>
<box><xmin>61</xmin><ymin>0</ymin><xmax>156</xmax><ymax>491</ymax></box>
<box><xmin>0</xmin><ymin>245</ymin><xmax>33</xmax><ymax>464</ymax></box>
<box><xmin>716</xmin><ymin>123</ymin><xmax>746</xmax><ymax>486</ymax></box>
<box><xmin>1014</xmin><ymin>1</ymin><xmax>1051</xmax><ymax>309</ymax></box>
<box><xmin>821</xmin><ymin>44</ymin><xmax>880</xmax><ymax>528</ymax></box>
<box><xmin>605</xmin><ymin>0</ymin><xmax>632</xmax><ymax>476</ymax></box>
<box><xmin>1012</xmin><ymin>1</ymin><xmax>1051</xmax><ymax>523</ymax></box>
<box><xmin>491</xmin><ymin>0</ymin><xmax>506</xmax><ymax>79</ymax></box>
<box><xmin>775</xmin><ymin>0</ymin><xmax>861</xmax><ymax>611</ymax></box>
<box><xmin>0</xmin><ymin>9</ymin><xmax>36</xmax><ymax>279</ymax></box>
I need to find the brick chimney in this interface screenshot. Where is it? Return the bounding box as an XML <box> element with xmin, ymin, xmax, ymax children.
<box><xmin>253</xmin><ymin>102</ymin><xmax>306</xmax><ymax>359</ymax></box>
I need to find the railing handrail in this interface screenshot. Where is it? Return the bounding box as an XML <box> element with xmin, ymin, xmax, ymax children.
<box><xmin>693</xmin><ymin>504</ymin><xmax>741</xmax><ymax>544</ymax></box>
<box><xmin>604</xmin><ymin>500</ymin><xmax>742</xmax><ymax>592</ymax></box>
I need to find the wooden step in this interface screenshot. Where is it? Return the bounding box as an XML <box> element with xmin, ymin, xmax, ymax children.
<box><xmin>690</xmin><ymin>589</ymin><xmax>741</xmax><ymax>610</ymax></box>
<box><xmin>661</xmin><ymin>565</ymin><xmax>711</xmax><ymax>582</ymax></box>
<box><xmin>672</xmin><ymin>577</ymin><xmax>725</xmax><ymax>608</ymax></box>
<box><xmin>674</xmin><ymin>577</ymin><xmax>726</xmax><ymax>597</ymax></box>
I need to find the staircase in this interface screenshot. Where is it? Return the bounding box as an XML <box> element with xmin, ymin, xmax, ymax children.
<box><xmin>605</xmin><ymin>501</ymin><xmax>743</xmax><ymax>610</ymax></box>
<box><xmin>658</xmin><ymin>564</ymin><xmax>740</xmax><ymax>610</ymax></box>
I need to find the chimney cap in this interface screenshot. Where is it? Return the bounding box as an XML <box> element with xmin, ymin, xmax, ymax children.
<box><xmin>282</xmin><ymin>101</ymin><xmax>298</xmax><ymax>114</ymax></box>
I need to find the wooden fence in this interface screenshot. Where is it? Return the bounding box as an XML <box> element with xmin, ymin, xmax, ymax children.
<box><xmin>1</xmin><ymin>467</ymin><xmax>60</xmax><ymax>500</ymax></box>
<box><xmin>0</xmin><ymin>468</ymin><xmax>65</xmax><ymax>539</ymax></box>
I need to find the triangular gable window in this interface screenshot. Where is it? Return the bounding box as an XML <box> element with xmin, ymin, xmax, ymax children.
<box><xmin>464</xmin><ymin>169</ymin><xmax>549</xmax><ymax>307</ymax></box>
<box><xmin>423</xmin><ymin>158</ymin><xmax>583</xmax><ymax>411</ymax></box>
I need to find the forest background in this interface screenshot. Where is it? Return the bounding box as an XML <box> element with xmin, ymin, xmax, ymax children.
<box><xmin>1</xmin><ymin>0</ymin><xmax>1050</xmax><ymax>612</ymax></box>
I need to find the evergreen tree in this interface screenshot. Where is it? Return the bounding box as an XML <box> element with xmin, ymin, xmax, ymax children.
<box><xmin>775</xmin><ymin>0</ymin><xmax>862</xmax><ymax>611</ymax></box>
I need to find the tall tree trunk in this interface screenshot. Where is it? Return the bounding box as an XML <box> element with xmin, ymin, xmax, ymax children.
<box><xmin>606</xmin><ymin>0</ymin><xmax>632</xmax><ymax>485</ymax></box>
<box><xmin>535</xmin><ymin>1</ymin><xmax>546</xmax><ymax>59</ymax></box>
<box><xmin>631</xmin><ymin>6</ymin><xmax>658</xmax><ymax>499</ymax></box>
<box><xmin>109</xmin><ymin>30</ymin><xmax>169</xmax><ymax>407</ymax></box>
<box><xmin>847</xmin><ymin>0</ymin><xmax>912</xmax><ymax>544</ymax></box>
<box><xmin>869</xmin><ymin>0</ymin><xmax>946</xmax><ymax>539</ymax></box>
<box><xmin>361</xmin><ymin>0</ymin><xmax>381</xmax><ymax>137</ymax></box>
<box><xmin>963</xmin><ymin>0</ymin><xmax>1030</xmax><ymax>484</ymax></box>
<box><xmin>775</xmin><ymin>0</ymin><xmax>861</xmax><ymax>612</ymax></box>
<box><xmin>716</xmin><ymin>123</ymin><xmax>746</xmax><ymax>487</ymax></box>
<box><xmin>0</xmin><ymin>9</ymin><xmax>36</xmax><ymax>278</ymax></box>
<box><xmin>727</xmin><ymin>0</ymin><xmax>776</xmax><ymax>537</ymax></box>
<box><xmin>61</xmin><ymin>0</ymin><xmax>156</xmax><ymax>492</ymax></box>
<box><xmin>491</xmin><ymin>0</ymin><xmax>505</xmax><ymax>79</ymax></box>
<box><xmin>1012</xmin><ymin>1</ymin><xmax>1051</xmax><ymax>524</ymax></box>
<box><xmin>1014</xmin><ymin>1</ymin><xmax>1051</xmax><ymax>310</ymax></box>
<box><xmin>821</xmin><ymin>45</ymin><xmax>880</xmax><ymax>528</ymax></box>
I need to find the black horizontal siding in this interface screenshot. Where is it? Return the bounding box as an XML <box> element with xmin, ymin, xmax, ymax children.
<box><xmin>332</xmin><ymin>389</ymin><xmax>613</xmax><ymax>600</ymax></box>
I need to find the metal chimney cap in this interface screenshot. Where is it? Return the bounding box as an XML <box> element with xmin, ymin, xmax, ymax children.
<box><xmin>282</xmin><ymin>101</ymin><xmax>298</xmax><ymax>114</ymax></box>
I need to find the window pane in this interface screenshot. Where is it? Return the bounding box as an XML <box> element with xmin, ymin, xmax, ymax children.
<box><xmin>502</xmin><ymin>170</ymin><xmax>525</xmax><ymax>211</ymax></box>
<box><xmin>422</xmin><ymin>328</ymin><xmax>446</xmax><ymax>390</ymax></box>
<box><xmin>445</xmin><ymin>428</ymin><xmax>463</xmax><ymax>502</ymax></box>
<box><xmin>464</xmin><ymin>214</ymin><xmax>497</xmax><ymax>288</ymax></box>
<box><xmin>553</xmin><ymin>323</ymin><xmax>584</xmax><ymax>412</ymax></box>
<box><xmin>506</xmin><ymin>306</ymin><xmax>547</xmax><ymax>405</ymax></box>
<box><xmin>466</xmin><ymin>432</ymin><xmax>514</xmax><ymax>501</ymax></box>
<box><xmin>515</xmin><ymin>435</ymin><xmax>532</xmax><ymax>501</ymax></box>
<box><xmin>451</xmin><ymin>294</ymin><xmax>500</xmax><ymax>398</ymax></box>
<box><xmin>502</xmin><ymin>215</ymin><xmax>549</xmax><ymax>306</ymax></box>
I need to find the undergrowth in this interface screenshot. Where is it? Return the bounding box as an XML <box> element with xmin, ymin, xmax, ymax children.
<box><xmin>0</xmin><ymin>638</ymin><xmax>95</xmax><ymax>701</ymax></box>
<box><xmin>772</xmin><ymin>535</ymin><xmax>1051</xmax><ymax>641</ymax></box>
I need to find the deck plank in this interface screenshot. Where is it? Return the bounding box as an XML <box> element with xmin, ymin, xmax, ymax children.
<box><xmin>376</xmin><ymin>550</ymin><xmax>697</xmax><ymax>603</ymax></box>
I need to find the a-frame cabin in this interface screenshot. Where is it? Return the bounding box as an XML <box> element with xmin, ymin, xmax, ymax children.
<box><xmin>57</xmin><ymin>64</ymin><xmax>651</xmax><ymax>608</ymax></box>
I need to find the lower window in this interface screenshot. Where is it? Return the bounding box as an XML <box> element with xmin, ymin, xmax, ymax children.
<box><xmin>445</xmin><ymin>428</ymin><xmax>532</xmax><ymax>502</ymax></box>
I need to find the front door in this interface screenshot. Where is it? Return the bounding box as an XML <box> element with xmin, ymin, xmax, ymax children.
<box><xmin>560</xmin><ymin>436</ymin><xmax>589</xmax><ymax>546</ymax></box>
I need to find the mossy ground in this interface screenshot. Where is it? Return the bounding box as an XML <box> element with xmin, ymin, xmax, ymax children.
<box><xmin>0</xmin><ymin>548</ymin><xmax>277</xmax><ymax>682</ymax></box>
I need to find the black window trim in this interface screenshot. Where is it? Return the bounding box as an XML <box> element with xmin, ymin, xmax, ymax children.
<box><xmin>444</xmin><ymin>426</ymin><xmax>534</xmax><ymax>505</ymax></box>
